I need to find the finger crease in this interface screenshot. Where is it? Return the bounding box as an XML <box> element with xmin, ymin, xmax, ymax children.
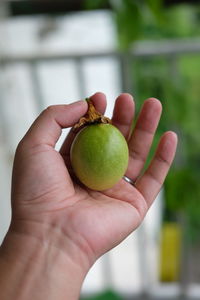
<box><xmin>113</xmin><ymin>118</ymin><xmax>131</xmax><ymax>127</ymax></box>
<box><xmin>146</xmin><ymin>169</ymin><xmax>163</xmax><ymax>186</ymax></box>
<box><xmin>155</xmin><ymin>154</ymin><xmax>171</xmax><ymax>167</ymax></box>
<box><xmin>129</xmin><ymin>147</ymin><xmax>146</xmax><ymax>163</ymax></box>
<box><xmin>135</xmin><ymin>126</ymin><xmax>155</xmax><ymax>136</ymax></box>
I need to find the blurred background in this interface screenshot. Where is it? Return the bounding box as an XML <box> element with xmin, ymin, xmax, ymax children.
<box><xmin>0</xmin><ymin>0</ymin><xmax>200</xmax><ymax>299</ymax></box>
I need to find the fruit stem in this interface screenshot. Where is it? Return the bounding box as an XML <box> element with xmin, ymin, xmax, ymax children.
<box><xmin>73</xmin><ymin>97</ymin><xmax>112</xmax><ymax>130</ymax></box>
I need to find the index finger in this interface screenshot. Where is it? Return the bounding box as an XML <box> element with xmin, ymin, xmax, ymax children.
<box><xmin>19</xmin><ymin>100</ymin><xmax>88</xmax><ymax>150</ymax></box>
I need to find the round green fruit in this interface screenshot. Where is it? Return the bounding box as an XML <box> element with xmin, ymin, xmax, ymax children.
<box><xmin>70</xmin><ymin>123</ymin><xmax>129</xmax><ymax>191</ymax></box>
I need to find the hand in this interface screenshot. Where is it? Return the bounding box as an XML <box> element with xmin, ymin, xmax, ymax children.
<box><xmin>0</xmin><ymin>93</ymin><xmax>177</xmax><ymax>299</ymax></box>
<box><xmin>11</xmin><ymin>92</ymin><xmax>177</xmax><ymax>262</ymax></box>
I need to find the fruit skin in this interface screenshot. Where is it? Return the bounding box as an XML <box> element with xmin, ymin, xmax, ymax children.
<box><xmin>70</xmin><ymin>123</ymin><xmax>129</xmax><ymax>191</ymax></box>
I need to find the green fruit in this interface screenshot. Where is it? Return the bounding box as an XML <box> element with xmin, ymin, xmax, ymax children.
<box><xmin>70</xmin><ymin>123</ymin><xmax>129</xmax><ymax>191</ymax></box>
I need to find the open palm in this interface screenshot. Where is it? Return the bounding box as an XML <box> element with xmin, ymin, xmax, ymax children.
<box><xmin>11</xmin><ymin>93</ymin><xmax>177</xmax><ymax>264</ymax></box>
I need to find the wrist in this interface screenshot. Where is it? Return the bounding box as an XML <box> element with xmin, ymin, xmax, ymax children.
<box><xmin>0</xmin><ymin>220</ymin><xmax>91</xmax><ymax>300</ymax></box>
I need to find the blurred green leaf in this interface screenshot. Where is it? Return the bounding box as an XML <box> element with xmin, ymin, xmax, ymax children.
<box><xmin>81</xmin><ymin>289</ymin><xmax>122</xmax><ymax>300</ymax></box>
<box><xmin>146</xmin><ymin>0</ymin><xmax>163</xmax><ymax>19</ymax></box>
<box><xmin>115</xmin><ymin>0</ymin><xmax>142</xmax><ymax>49</ymax></box>
<box><xmin>165</xmin><ymin>168</ymin><xmax>199</xmax><ymax>212</ymax></box>
<box><xmin>84</xmin><ymin>0</ymin><xmax>109</xmax><ymax>10</ymax></box>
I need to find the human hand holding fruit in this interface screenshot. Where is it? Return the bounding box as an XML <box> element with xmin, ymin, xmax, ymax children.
<box><xmin>12</xmin><ymin>91</ymin><xmax>177</xmax><ymax>265</ymax></box>
<box><xmin>0</xmin><ymin>92</ymin><xmax>177</xmax><ymax>300</ymax></box>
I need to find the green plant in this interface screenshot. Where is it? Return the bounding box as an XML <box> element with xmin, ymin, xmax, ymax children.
<box><xmin>85</xmin><ymin>0</ymin><xmax>163</xmax><ymax>48</ymax></box>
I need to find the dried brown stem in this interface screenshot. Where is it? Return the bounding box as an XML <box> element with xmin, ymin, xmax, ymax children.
<box><xmin>73</xmin><ymin>98</ymin><xmax>111</xmax><ymax>131</ymax></box>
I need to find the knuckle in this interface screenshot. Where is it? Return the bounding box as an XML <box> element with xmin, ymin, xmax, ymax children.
<box><xmin>156</xmin><ymin>154</ymin><xmax>170</xmax><ymax>167</ymax></box>
<box><xmin>38</xmin><ymin>105</ymin><xmax>57</xmax><ymax>121</ymax></box>
<box><xmin>44</xmin><ymin>105</ymin><xmax>57</xmax><ymax>116</ymax></box>
<box><xmin>46</xmin><ymin>105</ymin><xmax>56</xmax><ymax>112</ymax></box>
<box><xmin>129</xmin><ymin>147</ymin><xmax>146</xmax><ymax>163</ymax></box>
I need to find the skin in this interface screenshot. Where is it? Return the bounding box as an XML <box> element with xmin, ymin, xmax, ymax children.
<box><xmin>0</xmin><ymin>92</ymin><xmax>177</xmax><ymax>300</ymax></box>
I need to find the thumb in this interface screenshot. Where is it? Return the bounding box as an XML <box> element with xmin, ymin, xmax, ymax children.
<box><xmin>20</xmin><ymin>100</ymin><xmax>88</xmax><ymax>149</ymax></box>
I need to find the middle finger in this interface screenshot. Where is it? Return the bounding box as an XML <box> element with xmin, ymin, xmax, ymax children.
<box><xmin>126</xmin><ymin>98</ymin><xmax>162</xmax><ymax>182</ymax></box>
